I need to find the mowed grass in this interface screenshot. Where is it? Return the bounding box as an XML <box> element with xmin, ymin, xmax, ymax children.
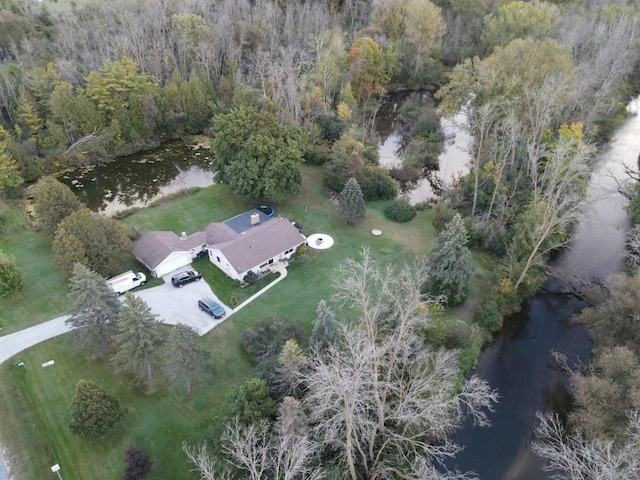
<box><xmin>0</xmin><ymin>165</ymin><xmax>460</xmax><ymax>479</ymax></box>
<box><xmin>0</xmin><ymin>203</ymin><xmax>70</xmax><ymax>333</ymax></box>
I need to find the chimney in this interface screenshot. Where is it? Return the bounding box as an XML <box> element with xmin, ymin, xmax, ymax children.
<box><xmin>250</xmin><ymin>213</ymin><xmax>260</xmax><ymax>225</ymax></box>
<box><xmin>181</xmin><ymin>232</ymin><xmax>187</xmax><ymax>239</ymax></box>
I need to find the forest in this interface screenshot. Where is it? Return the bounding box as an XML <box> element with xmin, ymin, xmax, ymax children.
<box><xmin>2</xmin><ymin>0</ymin><xmax>640</xmax><ymax>478</ymax></box>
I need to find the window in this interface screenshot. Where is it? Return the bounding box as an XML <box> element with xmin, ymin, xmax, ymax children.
<box><xmin>216</xmin><ymin>256</ymin><xmax>220</xmax><ymax>263</ymax></box>
<box><xmin>269</xmin><ymin>259</ymin><xmax>274</xmax><ymax>264</ymax></box>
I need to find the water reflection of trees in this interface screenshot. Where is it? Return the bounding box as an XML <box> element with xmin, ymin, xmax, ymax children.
<box><xmin>62</xmin><ymin>143</ymin><xmax>211</xmax><ymax>212</ymax></box>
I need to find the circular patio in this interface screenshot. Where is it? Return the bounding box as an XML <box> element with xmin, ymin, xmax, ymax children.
<box><xmin>307</xmin><ymin>233</ymin><xmax>334</xmax><ymax>250</ymax></box>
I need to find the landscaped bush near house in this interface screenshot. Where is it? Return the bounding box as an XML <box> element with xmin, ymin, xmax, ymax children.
<box><xmin>384</xmin><ymin>198</ymin><xmax>417</xmax><ymax>222</ymax></box>
<box><xmin>243</xmin><ymin>270</ymin><xmax>259</xmax><ymax>285</ymax></box>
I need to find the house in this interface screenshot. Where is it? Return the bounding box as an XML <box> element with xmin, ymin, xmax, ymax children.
<box><xmin>132</xmin><ymin>209</ymin><xmax>306</xmax><ymax>280</ymax></box>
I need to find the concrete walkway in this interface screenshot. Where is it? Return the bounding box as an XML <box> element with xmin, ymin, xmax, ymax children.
<box><xmin>232</xmin><ymin>264</ymin><xmax>288</xmax><ymax>313</ymax></box>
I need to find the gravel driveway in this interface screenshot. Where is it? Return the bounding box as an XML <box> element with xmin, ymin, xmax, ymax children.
<box><xmin>133</xmin><ymin>267</ymin><xmax>230</xmax><ymax>335</ymax></box>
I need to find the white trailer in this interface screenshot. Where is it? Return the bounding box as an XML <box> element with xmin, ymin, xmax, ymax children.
<box><xmin>106</xmin><ymin>270</ymin><xmax>147</xmax><ymax>294</ymax></box>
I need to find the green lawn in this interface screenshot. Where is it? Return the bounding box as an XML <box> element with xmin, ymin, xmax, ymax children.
<box><xmin>0</xmin><ymin>204</ymin><xmax>70</xmax><ymax>334</ymax></box>
<box><xmin>0</xmin><ymin>165</ymin><xmax>490</xmax><ymax>479</ymax></box>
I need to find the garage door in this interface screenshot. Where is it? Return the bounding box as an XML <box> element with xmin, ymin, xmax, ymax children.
<box><xmin>155</xmin><ymin>252</ymin><xmax>192</xmax><ymax>277</ymax></box>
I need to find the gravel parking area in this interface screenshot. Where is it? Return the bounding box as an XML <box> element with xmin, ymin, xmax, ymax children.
<box><xmin>133</xmin><ymin>267</ymin><xmax>230</xmax><ymax>335</ymax></box>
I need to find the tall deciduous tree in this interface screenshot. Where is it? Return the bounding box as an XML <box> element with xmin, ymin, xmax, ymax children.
<box><xmin>210</xmin><ymin>107</ymin><xmax>304</xmax><ymax>203</ymax></box>
<box><xmin>65</xmin><ymin>263</ymin><xmax>120</xmax><ymax>358</ymax></box>
<box><xmin>30</xmin><ymin>176</ymin><xmax>82</xmax><ymax>236</ymax></box>
<box><xmin>0</xmin><ymin>137</ymin><xmax>22</xmax><ymax>195</ymax></box>
<box><xmin>481</xmin><ymin>1</ymin><xmax>557</xmax><ymax>53</ymax></box>
<box><xmin>338</xmin><ymin>177</ymin><xmax>365</xmax><ymax>225</ymax></box>
<box><xmin>302</xmin><ymin>250</ymin><xmax>498</xmax><ymax>480</ymax></box>
<box><xmin>345</xmin><ymin>37</ymin><xmax>389</xmax><ymax>103</ymax></box>
<box><xmin>111</xmin><ymin>294</ymin><xmax>165</xmax><ymax>390</ymax></box>
<box><xmin>69</xmin><ymin>379</ymin><xmax>125</xmax><ymax>441</ymax></box>
<box><xmin>0</xmin><ymin>251</ymin><xmax>24</xmax><ymax>298</ymax></box>
<box><xmin>163</xmin><ymin>323</ymin><xmax>209</xmax><ymax>397</ymax></box>
<box><xmin>52</xmin><ymin>208</ymin><xmax>132</xmax><ymax>277</ymax></box>
<box><xmin>533</xmin><ymin>411</ymin><xmax>640</xmax><ymax>479</ymax></box>
<box><xmin>575</xmin><ymin>273</ymin><xmax>640</xmax><ymax>355</ymax></box>
<box><xmin>424</xmin><ymin>213</ymin><xmax>472</xmax><ymax>305</ymax></box>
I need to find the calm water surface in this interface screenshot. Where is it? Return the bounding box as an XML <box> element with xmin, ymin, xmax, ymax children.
<box><xmin>60</xmin><ymin>141</ymin><xmax>214</xmax><ymax>215</ymax></box>
<box><xmin>448</xmin><ymin>100</ymin><xmax>640</xmax><ymax>479</ymax></box>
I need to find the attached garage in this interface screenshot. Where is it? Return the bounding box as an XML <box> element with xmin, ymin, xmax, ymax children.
<box><xmin>132</xmin><ymin>230</ymin><xmax>207</xmax><ymax>278</ymax></box>
<box><xmin>152</xmin><ymin>251</ymin><xmax>193</xmax><ymax>278</ymax></box>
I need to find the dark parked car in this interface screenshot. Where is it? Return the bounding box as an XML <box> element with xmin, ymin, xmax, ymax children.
<box><xmin>198</xmin><ymin>298</ymin><xmax>226</xmax><ymax>319</ymax></box>
<box><xmin>171</xmin><ymin>270</ymin><xmax>202</xmax><ymax>287</ymax></box>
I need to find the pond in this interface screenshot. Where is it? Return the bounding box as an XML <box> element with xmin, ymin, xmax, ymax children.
<box><xmin>59</xmin><ymin>140</ymin><xmax>214</xmax><ymax>215</ymax></box>
<box><xmin>375</xmin><ymin>92</ymin><xmax>471</xmax><ymax>204</ymax></box>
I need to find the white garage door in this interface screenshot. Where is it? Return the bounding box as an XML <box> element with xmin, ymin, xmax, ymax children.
<box><xmin>155</xmin><ymin>252</ymin><xmax>192</xmax><ymax>277</ymax></box>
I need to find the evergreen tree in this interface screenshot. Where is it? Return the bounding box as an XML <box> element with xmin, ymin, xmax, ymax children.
<box><xmin>69</xmin><ymin>379</ymin><xmax>125</xmax><ymax>441</ymax></box>
<box><xmin>65</xmin><ymin>263</ymin><xmax>120</xmax><ymax>358</ymax></box>
<box><xmin>338</xmin><ymin>177</ymin><xmax>366</xmax><ymax>224</ymax></box>
<box><xmin>424</xmin><ymin>213</ymin><xmax>472</xmax><ymax>305</ymax></box>
<box><xmin>0</xmin><ymin>251</ymin><xmax>24</xmax><ymax>298</ymax></box>
<box><xmin>310</xmin><ymin>300</ymin><xmax>340</xmax><ymax>352</ymax></box>
<box><xmin>111</xmin><ymin>294</ymin><xmax>165</xmax><ymax>390</ymax></box>
<box><xmin>229</xmin><ymin>378</ymin><xmax>277</xmax><ymax>425</ymax></box>
<box><xmin>276</xmin><ymin>339</ymin><xmax>306</xmax><ymax>398</ymax></box>
<box><xmin>163</xmin><ymin>324</ymin><xmax>209</xmax><ymax>397</ymax></box>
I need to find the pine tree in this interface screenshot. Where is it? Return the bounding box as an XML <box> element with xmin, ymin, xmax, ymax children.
<box><xmin>69</xmin><ymin>379</ymin><xmax>125</xmax><ymax>441</ymax></box>
<box><xmin>111</xmin><ymin>294</ymin><xmax>165</xmax><ymax>390</ymax></box>
<box><xmin>310</xmin><ymin>300</ymin><xmax>340</xmax><ymax>352</ymax></box>
<box><xmin>424</xmin><ymin>213</ymin><xmax>472</xmax><ymax>305</ymax></box>
<box><xmin>65</xmin><ymin>263</ymin><xmax>120</xmax><ymax>358</ymax></box>
<box><xmin>338</xmin><ymin>177</ymin><xmax>366</xmax><ymax>224</ymax></box>
<box><xmin>163</xmin><ymin>324</ymin><xmax>209</xmax><ymax>397</ymax></box>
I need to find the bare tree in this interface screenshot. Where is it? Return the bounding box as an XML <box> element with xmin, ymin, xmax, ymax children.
<box><xmin>301</xmin><ymin>249</ymin><xmax>498</xmax><ymax>480</ymax></box>
<box><xmin>532</xmin><ymin>411</ymin><xmax>640</xmax><ymax>480</ymax></box>
<box><xmin>511</xmin><ymin>132</ymin><xmax>593</xmax><ymax>291</ymax></box>
<box><xmin>182</xmin><ymin>442</ymin><xmax>230</xmax><ymax>480</ymax></box>
<box><xmin>222</xmin><ymin>414</ymin><xmax>323</xmax><ymax>480</ymax></box>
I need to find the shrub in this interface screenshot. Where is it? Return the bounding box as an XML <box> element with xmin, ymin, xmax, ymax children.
<box><xmin>358</xmin><ymin>166</ymin><xmax>397</xmax><ymax>201</ymax></box>
<box><xmin>123</xmin><ymin>445</ymin><xmax>153</xmax><ymax>480</ymax></box>
<box><xmin>384</xmin><ymin>198</ymin><xmax>417</xmax><ymax>222</ymax></box>
<box><xmin>295</xmin><ymin>243</ymin><xmax>307</xmax><ymax>257</ymax></box>
<box><xmin>243</xmin><ymin>270</ymin><xmax>259</xmax><ymax>285</ymax></box>
<box><xmin>474</xmin><ymin>300</ymin><xmax>503</xmax><ymax>333</ymax></box>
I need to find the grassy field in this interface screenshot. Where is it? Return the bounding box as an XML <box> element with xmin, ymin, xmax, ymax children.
<box><xmin>0</xmin><ymin>205</ymin><xmax>70</xmax><ymax>334</ymax></box>
<box><xmin>0</xmin><ymin>165</ymin><xmax>491</xmax><ymax>479</ymax></box>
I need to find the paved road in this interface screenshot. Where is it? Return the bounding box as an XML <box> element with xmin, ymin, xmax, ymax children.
<box><xmin>0</xmin><ymin>315</ymin><xmax>71</xmax><ymax>365</ymax></box>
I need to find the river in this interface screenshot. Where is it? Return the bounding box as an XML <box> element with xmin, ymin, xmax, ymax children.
<box><xmin>447</xmin><ymin>98</ymin><xmax>640</xmax><ymax>479</ymax></box>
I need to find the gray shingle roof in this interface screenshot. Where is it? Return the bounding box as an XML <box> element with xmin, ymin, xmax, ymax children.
<box><xmin>132</xmin><ymin>230</ymin><xmax>206</xmax><ymax>269</ymax></box>
<box><xmin>217</xmin><ymin>217</ymin><xmax>305</xmax><ymax>274</ymax></box>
